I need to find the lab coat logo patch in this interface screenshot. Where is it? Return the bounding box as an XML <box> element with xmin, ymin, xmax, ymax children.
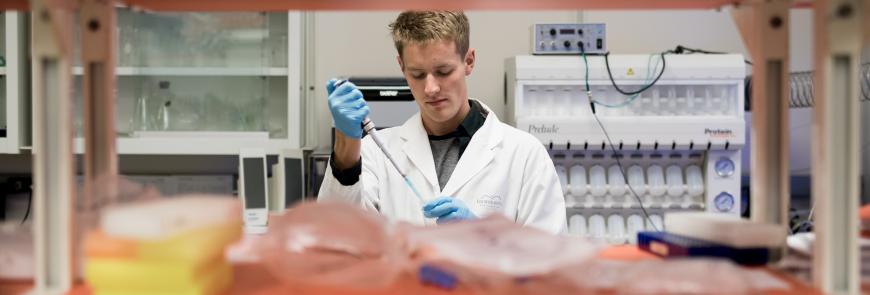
<box><xmin>476</xmin><ymin>194</ymin><xmax>504</xmax><ymax>209</ymax></box>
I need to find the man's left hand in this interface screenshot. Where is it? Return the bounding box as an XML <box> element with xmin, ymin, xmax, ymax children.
<box><xmin>422</xmin><ymin>196</ymin><xmax>477</xmax><ymax>224</ymax></box>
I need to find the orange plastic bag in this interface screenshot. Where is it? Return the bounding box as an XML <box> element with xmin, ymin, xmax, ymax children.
<box><xmin>256</xmin><ymin>201</ymin><xmax>407</xmax><ymax>290</ymax></box>
<box><xmin>555</xmin><ymin>259</ymin><xmax>757</xmax><ymax>295</ymax></box>
<box><xmin>405</xmin><ymin>216</ymin><xmax>601</xmax><ymax>294</ymax></box>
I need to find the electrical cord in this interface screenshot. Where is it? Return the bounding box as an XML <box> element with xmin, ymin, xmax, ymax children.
<box><xmin>581</xmin><ymin>47</ymin><xmax>660</xmax><ymax>232</ymax></box>
<box><xmin>673</xmin><ymin>45</ymin><xmax>726</xmax><ymax>55</ymax></box>
<box><xmin>789</xmin><ymin>204</ymin><xmax>814</xmax><ymax>234</ymax></box>
<box><xmin>673</xmin><ymin>45</ymin><xmax>753</xmax><ymax>65</ymax></box>
<box><xmin>21</xmin><ymin>191</ymin><xmax>31</xmax><ymax>225</ymax></box>
<box><xmin>603</xmin><ymin>51</ymin><xmax>668</xmax><ymax>97</ymax></box>
<box><xmin>594</xmin><ymin>53</ymin><xmax>664</xmax><ymax>108</ymax></box>
<box><xmin>598</xmin><ymin>45</ymin><xmax>732</xmax><ymax>107</ymax></box>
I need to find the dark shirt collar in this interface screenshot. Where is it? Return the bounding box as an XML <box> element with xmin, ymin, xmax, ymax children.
<box><xmin>427</xmin><ymin>100</ymin><xmax>488</xmax><ymax>140</ymax></box>
<box><xmin>459</xmin><ymin>99</ymin><xmax>488</xmax><ymax>138</ymax></box>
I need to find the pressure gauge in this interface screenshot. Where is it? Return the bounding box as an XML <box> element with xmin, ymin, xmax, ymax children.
<box><xmin>714</xmin><ymin>192</ymin><xmax>735</xmax><ymax>212</ymax></box>
<box><xmin>714</xmin><ymin>158</ymin><xmax>735</xmax><ymax>177</ymax></box>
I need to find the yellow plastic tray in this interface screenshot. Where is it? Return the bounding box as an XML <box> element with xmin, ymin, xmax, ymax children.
<box><xmin>87</xmin><ymin>257</ymin><xmax>232</xmax><ymax>294</ymax></box>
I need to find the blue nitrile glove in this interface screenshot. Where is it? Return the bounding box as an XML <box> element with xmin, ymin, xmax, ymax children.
<box><xmin>327</xmin><ymin>78</ymin><xmax>369</xmax><ymax>139</ymax></box>
<box><xmin>422</xmin><ymin>196</ymin><xmax>477</xmax><ymax>224</ymax></box>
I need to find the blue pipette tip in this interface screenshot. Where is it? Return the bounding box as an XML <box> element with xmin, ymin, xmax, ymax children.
<box><xmin>404</xmin><ymin>177</ymin><xmax>423</xmax><ymax>200</ymax></box>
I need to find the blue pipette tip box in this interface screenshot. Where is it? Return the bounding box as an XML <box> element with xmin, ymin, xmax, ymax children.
<box><xmin>419</xmin><ymin>264</ymin><xmax>458</xmax><ymax>290</ymax></box>
<box><xmin>637</xmin><ymin>231</ymin><xmax>770</xmax><ymax>265</ymax></box>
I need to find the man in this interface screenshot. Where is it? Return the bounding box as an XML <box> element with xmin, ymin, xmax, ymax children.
<box><xmin>318</xmin><ymin>10</ymin><xmax>566</xmax><ymax>234</ymax></box>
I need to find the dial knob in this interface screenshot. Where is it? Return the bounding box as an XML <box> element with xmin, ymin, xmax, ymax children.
<box><xmin>714</xmin><ymin>158</ymin><xmax>736</xmax><ymax>177</ymax></box>
<box><xmin>714</xmin><ymin>192</ymin><xmax>735</xmax><ymax>212</ymax></box>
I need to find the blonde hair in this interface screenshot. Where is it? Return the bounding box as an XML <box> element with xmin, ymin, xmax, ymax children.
<box><xmin>389</xmin><ymin>11</ymin><xmax>470</xmax><ymax>58</ymax></box>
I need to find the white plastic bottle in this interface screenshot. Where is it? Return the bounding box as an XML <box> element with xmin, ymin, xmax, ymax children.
<box><xmin>589</xmin><ymin>165</ymin><xmax>607</xmax><ymax>201</ymax></box>
<box><xmin>647</xmin><ymin>165</ymin><xmax>666</xmax><ymax>204</ymax></box>
<box><xmin>626</xmin><ymin>214</ymin><xmax>645</xmax><ymax>244</ymax></box>
<box><xmin>666</xmin><ymin>165</ymin><xmax>685</xmax><ymax>201</ymax></box>
<box><xmin>627</xmin><ymin>165</ymin><xmax>646</xmax><ymax>196</ymax></box>
<box><xmin>608</xmin><ymin>165</ymin><xmax>627</xmax><ymax>204</ymax></box>
<box><xmin>555</xmin><ymin>165</ymin><xmax>569</xmax><ymax>195</ymax></box>
<box><xmin>686</xmin><ymin>165</ymin><xmax>705</xmax><ymax>200</ymax></box>
<box><xmin>569</xmin><ymin>165</ymin><xmax>588</xmax><ymax>205</ymax></box>
<box><xmin>607</xmin><ymin>215</ymin><xmax>627</xmax><ymax>244</ymax></box>
<box><xmin>569</xmin><ymin>214</ymin><xmax>588</xmax><ymax>238</ymax></box>
<box><xmin>588</xmin><ymin>214</ymin><xmax>607</xmax><ymax>241</ymax></box>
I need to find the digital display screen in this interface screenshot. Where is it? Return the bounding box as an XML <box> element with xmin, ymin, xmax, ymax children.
<box><xmin>243</xmin><ymin>158</ymin><xmax>266</xmax><ymax>209</ymax></box>
<box><xmin>284</xmin><ymin>158</ymin><xmax>304</xmax><ymax>207</ymax></box>
<box><xmin>559</xmin><ymin>29</ymin><xmax>575</xmax><ymax>35</ymax></box>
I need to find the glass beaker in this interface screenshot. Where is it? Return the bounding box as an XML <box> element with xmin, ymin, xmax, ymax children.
<box><xmin>156</xmin><ymin>101</ymin><xmax>171</xmax><ymax>131</ymax></box>
<box><xmin>154</xmin><ymin>81</ymin><xmax>174</xmax><ymax>131</ymax></box>
<box><xmin>131</xmin><ymin>91</ymin><xmax>151</xmax><ymax>132</ymax></box>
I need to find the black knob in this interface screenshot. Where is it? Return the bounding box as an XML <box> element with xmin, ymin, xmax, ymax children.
<box><xmin>577</xmin><ymin>41</ymin><xmax>583</xmax><ymax>48</ymax></box>
<box><xmin>563</xmin><ymin>40</ymin><xmax>571</xmax><ymax>48</ymax></box>
<box><xmin>549</xmin><ymin>28</ymin><xmax>556</xmax><ymax>36</ymax></box>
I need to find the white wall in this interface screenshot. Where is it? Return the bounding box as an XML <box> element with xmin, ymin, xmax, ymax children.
<box><xmin>310</xmin><ymin>11</ymin><xmax>580</xmax><ymax>150</ymax></box>
<box><xmin>581</xmin><ymin>10</ymin><xmax>746</xmax><ymax>56</ymax></box>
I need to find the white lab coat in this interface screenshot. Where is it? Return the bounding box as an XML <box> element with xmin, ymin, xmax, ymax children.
<box><xmin>318</xmin><ymin>100</ymin><xmax>567</xmax><ymax>234</ymax></box>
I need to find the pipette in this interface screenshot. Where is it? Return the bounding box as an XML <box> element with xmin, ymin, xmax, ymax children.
<box><xmin>362</xmin><ymin>118</ymin><xmax>425</xmax><ymax>202</ymax></box>
<box><xmin>333</xmin><ymin>79</ymin><xmax>425</xmax><ymax>202</ymax></box>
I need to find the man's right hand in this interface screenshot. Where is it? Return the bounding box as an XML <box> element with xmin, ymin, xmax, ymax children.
<box><xmin>327</xmin><ymin>79</ymin><xmax>369</xmax><ymax>139</ymax></box>
<box><xmin>328</xmin><ymin>79</ymin><xmax>369</xmax><ymax>170</ymax></box>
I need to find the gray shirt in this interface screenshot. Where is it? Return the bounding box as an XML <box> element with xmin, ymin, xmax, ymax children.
<box><xmin>427</xmin><ymin>100</ymin><xmax>488</xmax><ymax>190</ymax></box>
<box><xmin>429</xmin><ymin>137</ymin><xmax>461</xmax><ymax>190</ymax></box>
